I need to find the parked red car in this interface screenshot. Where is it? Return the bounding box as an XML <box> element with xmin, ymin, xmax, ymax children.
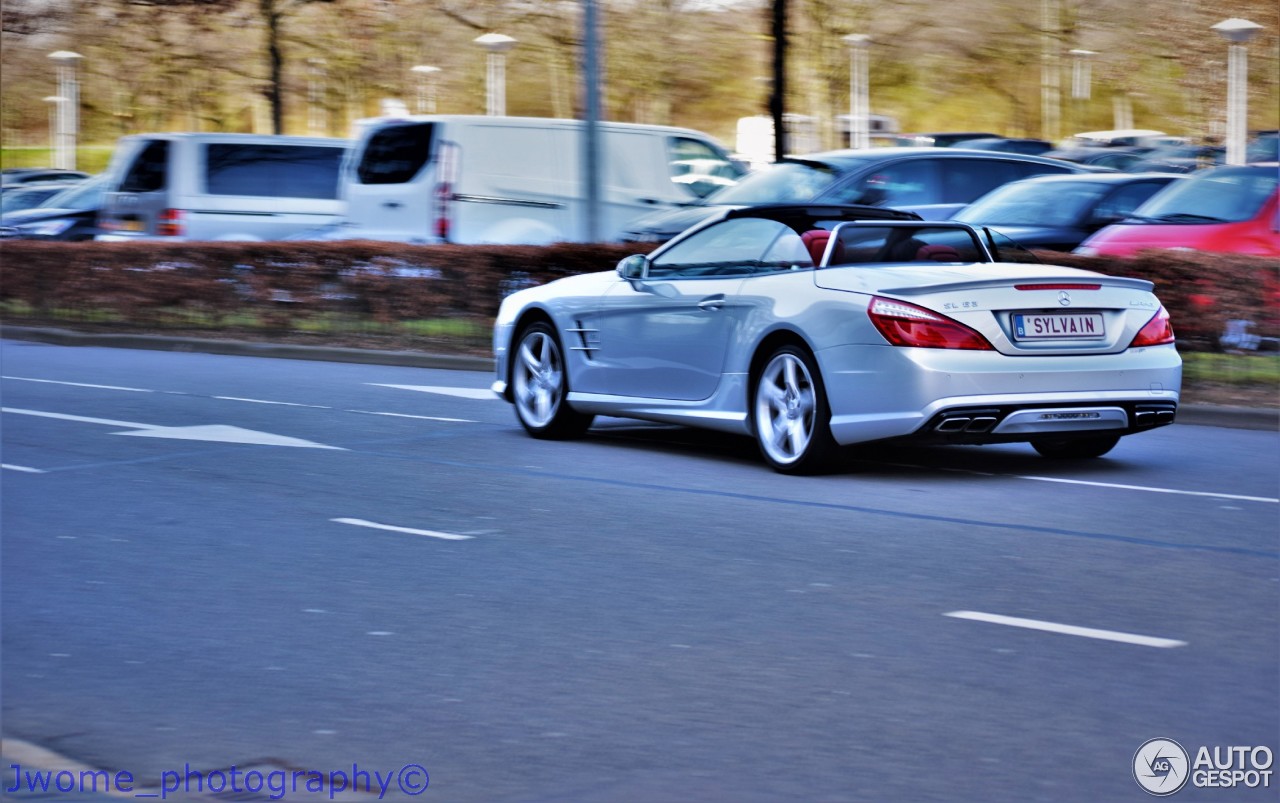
<box><xmin>1075</xmin><ymin>163</ymin><xmax>1279</xmax><ymax>257</ymax></box>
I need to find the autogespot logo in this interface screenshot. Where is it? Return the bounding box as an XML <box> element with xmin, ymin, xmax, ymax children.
<box><xmin>1134</xmin><ymin>738</ymin><xmax>1191</xmax><ymax>796</ymax></box>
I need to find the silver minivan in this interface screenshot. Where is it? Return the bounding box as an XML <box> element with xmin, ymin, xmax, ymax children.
<box><xmin>97</xmin><ymin>133</ymin><xmax>349</xmax><ymax>241</ymax></box>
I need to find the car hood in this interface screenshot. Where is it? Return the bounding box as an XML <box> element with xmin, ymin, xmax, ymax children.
<box><xmin>0</xmin><ymin>206</ymin><xmax>84</xmax><ymax>225</ymax></box>
<box><xmin>974</xmin><ymin>224</ymin><xmax>1083</xmax><ymax>242</ymax></box>
<box><xmin>813</xmin><ymin>262</ymin><xmax>1149</xmax><ymax>295</ymax></box>
<box><xmin>620</xmin><ymin>205</ymin><xmax>726</xmax><ymax>240</ymax></box>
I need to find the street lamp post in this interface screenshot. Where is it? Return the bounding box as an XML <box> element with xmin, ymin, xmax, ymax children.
<box><xmin>308</xmin><ymin>58</ymin><xmax>327</xmax><ymax>135</ymax></box>
<box><xmin>1069</xmin><ymin>49</ymin><xmax>1095</xmax><ymax>100</ymax></box>
<box><xmin>48</xmin><ymin>50</ymin><xmax>83</xmax><ymax>170</ymax></box>
<box><xmin>473</xmin><ymin>33</ymin><xmax>517</xmax><ymax>116</ymax></box>
<box><xmin>843</xmin><ymin>34</ymin><xmax>871</xmax><ymax>150</ymax></box>
<box><xmin>1211</xmin><ymin>18</ymin><xmax>1263</xmax><ymax>165</ymax></box>
<box><xmin>42</xmin><ymin>96</ymin><xmax>66</xmax><ymax>167</ymax></box>
<box><xmin>411</xmin><ymin>65</ymin><xmax>441</xmax><ymax>114</ymax></box>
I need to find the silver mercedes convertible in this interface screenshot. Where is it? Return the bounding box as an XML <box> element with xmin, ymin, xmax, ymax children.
<box><xmin>492</xmin><ymin>204</ymin><xmax>1181</xmax><ymax>473</ymax></box>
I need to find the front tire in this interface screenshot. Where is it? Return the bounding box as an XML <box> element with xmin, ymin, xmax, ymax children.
<box><xmin>511</xmin><ymin>322</ymin><xmax>594</xmax><ymax>439</ymax></box>
<box><xmin>1031</xmin><ymin>433</ymin><xmax>1121</xmax><ymax>459</ymax></box>
<box><xmin>752</xmin><ymin>346</ymin><xmax>838</xmax><ymax>474</ymax></box>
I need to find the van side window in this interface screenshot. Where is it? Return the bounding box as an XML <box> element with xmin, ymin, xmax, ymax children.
<box><xmin>204</xmin><ymin>144</ymin><xmax>344</xmax><ymax>199</ymax></box>
<box><xmin>119</xmin><ymin>140</ymin><xmax>168</xmax><ymax>193</ymax></box>
<box><xmin>356</xmin><ymin>123</ymin><xmax>434</xmax><ymax>185</ymax></box>
<box><xmin>668</xmin><ymin>137</ymin><xmax>743</xmax><ymax>198</ymax></box>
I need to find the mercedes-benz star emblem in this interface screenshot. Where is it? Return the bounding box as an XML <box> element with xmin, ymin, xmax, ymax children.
<box><xmin>1058</xmin><ymin>291</ymin><xmax>1072</xmax><ymax>307</ymax></box>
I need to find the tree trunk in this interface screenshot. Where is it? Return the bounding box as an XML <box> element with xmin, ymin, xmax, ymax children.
<box><xmin>262</xmin><ymin>0</ymin><xmax>284</xmax><ymax>134</ymax></box>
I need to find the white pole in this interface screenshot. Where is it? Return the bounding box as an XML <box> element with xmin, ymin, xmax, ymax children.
<box><xmin>843</xmin><ymin>34</ymin><xmax>870</xmax><ymax>150</ymax></box>
<box><xmin>1212</xmin><ymin>19</ymin><xmax>1262</xmax><ymax>166</ymax></box>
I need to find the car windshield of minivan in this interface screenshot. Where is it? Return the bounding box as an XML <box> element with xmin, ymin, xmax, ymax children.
<box><xmin>954</xmin><ymin>181</ymin><xmax>1108</xmax><ymax>227</ymax></box>
<box><xmin>1128</xmin><ymin>167</ymin><xmax>1276</xmax><ymax>223</ymax></box>
<box><xmin>705</xmin><ymin>160</ymin><xmax>843</xmax><ymax>204</ymax></box>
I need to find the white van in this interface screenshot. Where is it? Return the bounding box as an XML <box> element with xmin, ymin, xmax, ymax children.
<box><xmin>332</xmin><ymin>115</ymin><xmax>745</xmax><ymax>244</ymax></box>
<box><xmin>97</xmin><ymin>133</ymin><xmax>349</xmax><ymax>241</ymax></box>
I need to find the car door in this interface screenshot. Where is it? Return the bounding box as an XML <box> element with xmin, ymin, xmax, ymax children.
<box><xmin>585</xmin><ymin>217</ymin><xmax>797</xmax><ymax>401</ymax></box>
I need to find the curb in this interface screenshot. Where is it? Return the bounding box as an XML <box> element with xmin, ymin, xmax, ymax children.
<box><xmin>4</xmin><ymin>324</ymin><xmax>1276</xmax><ymax>432</ymax></box>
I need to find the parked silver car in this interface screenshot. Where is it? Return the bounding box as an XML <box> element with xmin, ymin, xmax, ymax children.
<box><xmin>493</xmin><ymin>205</ymin><xmax>1181</xmax><ymax>473</ymax></box>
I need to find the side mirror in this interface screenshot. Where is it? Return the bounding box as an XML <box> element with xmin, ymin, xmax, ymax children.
<box><xmin>617</xmin><ymin>254</ymin><xmax>648</xmax><ymax>280</ymax></box>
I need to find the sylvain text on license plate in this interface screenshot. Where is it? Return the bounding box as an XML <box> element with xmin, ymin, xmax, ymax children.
<box><xmin>1013</xmin><ymin>312</ymin><xmax>1105</xmax><ymax>340</ymax></box>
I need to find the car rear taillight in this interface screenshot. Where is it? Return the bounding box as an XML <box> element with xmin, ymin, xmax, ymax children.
<box><xmin>1129</xmin><ymin>307</ymin><xmax>1175</xmax><ymax>347</ymax></box>
<box><xmin>157</xmin><ymin>208</ymin><xmax>183</xmax><ymax>237</ymax></box>
<box><xmin>868</xmin><ymin>297</ymin><xmax>993</xmax><ymax>350</ymax></box>
<box><xmin>433</xmin><ymin>141</ymin><xmax>460</xmax><ymax>242</ymax></box>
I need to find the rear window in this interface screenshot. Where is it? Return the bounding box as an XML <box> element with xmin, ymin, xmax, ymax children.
<box><xmin>204</xmin><ymin>144</ymin><xmax>343</xmax><ymax>199</ymax></box>
<box><xmin>356</xmin><ymin>123</ymin><xmax>434</xmax><ymax>184</ymax></box>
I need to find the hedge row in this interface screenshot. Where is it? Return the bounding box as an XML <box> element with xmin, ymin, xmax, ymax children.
<box><xmin>0</xmin><ymin>240</ymin><xmax>1275</xmax><ymax>351</ymax></box>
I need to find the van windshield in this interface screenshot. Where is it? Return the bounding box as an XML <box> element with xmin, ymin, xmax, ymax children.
<box><xmin>357</xmin><ymin>123</ymin><xmax>434</xmax><ymax>184</ymax></box>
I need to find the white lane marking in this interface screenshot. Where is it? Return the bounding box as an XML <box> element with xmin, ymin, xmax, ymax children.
<box><xmin>2</xmin><ymin>407</ymin><xmax>154</xmax><ymax>429</ymax></box>
<box><xmin>945</xmin><ymin>610</ymin><xmax>1187</xmax><ymax>648</ymax></box>
<box><xmin>214</xmin><ymin>396</ymin><xmax>332</xmax><ymax>409</ymax></box>
<box><xmin>2</xmin><ymin>375</ymin><xmax>153</xmax><ymax>393</ymax></box>
<box><xmin>1017</xmin><ymin>475</ymin><xmax>1278</xmax><ymax>504</ymax></box>
<box><xmin>2</xmin><ymin>407</ymin><xmax>343</xmax><ymax>449</ymax></box>
<box><xmin>2</xmin><ymin>464</ymin><xmax>46</xmax><ymax>474</ymax></box>
<box><xmin>369</xmin><ymin>383</ymin><xmax>496</xmax><ymax>400</ymax></box>
<box><xmin>330</xmin><ymin>517</ymin><xmax>474</xmax><ymax>541</ymax></box>
<box><xmin>349</xmin><ymin>409</ymin><xmax>476</xmax><ymax>423</ymax></box>
<box><xmin>877</xmin><ymin>459</ymin><xmax>1277</xmax><ymax>505</ymax></box>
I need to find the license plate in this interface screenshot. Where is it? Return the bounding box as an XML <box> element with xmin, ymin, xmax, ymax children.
<box><xmin>124</xmin><ymin>220</ymin><xmax>144</xmax><ymax>232</ymax></box>
<box><xmin>1013</xmin><ymin>312</ymin><xmax>1105</xmax><ymax>340</ymax></box>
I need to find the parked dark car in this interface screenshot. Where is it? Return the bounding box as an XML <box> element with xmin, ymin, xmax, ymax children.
<box><xmin>620</xmin><ymin>147</ymin><xmax>1101</xmax><ymax>243</ymax></box>
<box><xmin>959</xmin><ymin>137</ymin><xmax>1055</xmax><ymax>155</ymax></box>
<box><xmin>0</xmin><ymin>183</ymin><xmax>78</xmax><ymax>214</ymax></box>
<box><xmin>951</xmin><ymin>173</ymin><xmax>1185</xmax><ymax>252</ymax></box>
<box><xmin>1041</xmin><ymin>146</ymin><xmax>1153</xmax><ymax>171</ymax></box>
<box><xmin>1126</xmin><ymin>145</ymin><xmax>1226</xmax><ymax>174</ymax></box>
<box><xmin>0</xmin><ymin>167</ymin><xmax>91</xmax><ymax>191</ymax></box>
<box><xmin>0</xmin><ymin>175</ymin><xmax>107</xmax><ymax>241</ymax></box>
<box><xmin>892</xmin><ymin>132</ymin><xmax>1000</xmax><ymax>147</ymax></box>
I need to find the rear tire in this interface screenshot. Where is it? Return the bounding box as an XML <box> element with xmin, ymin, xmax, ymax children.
<box><xmin>1031</xmin><ymin>434</ymin><xmax>1121</xmax><ymax>459</ymax></box>
<box><xmin>752</xmin><ymin>345</ymin><xmax>838</xmax><ymax>474</ymax></box>
<box><xmin>511</xmin><ymin>322</ymin><xmax>594</xmax><ymax>439</ymax></box>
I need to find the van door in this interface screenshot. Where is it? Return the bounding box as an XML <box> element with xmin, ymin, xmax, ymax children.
<box><xmin>345</xmin><ymin>121</ymin><xmax>438</xmax><ymax>242</ymax></box>
<box><xmin>450</xmin><ymin>123</ymin><xmax>572</xmax><ymax>244</ymax></box>
<box><xmin>100</xmin><ymin>138</ymin><xmax>170</xmax><ymax>237</ymax></box>
<box><xmin>599</xmin><ymin>130</ymin><xmax>682</xmax><ymax>240</ymax></box>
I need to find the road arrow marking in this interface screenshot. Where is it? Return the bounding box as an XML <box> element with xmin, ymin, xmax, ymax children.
<box><xmin>2</xmin><ymin>407</ymin><xmax>344</xmax><ymax>450</ymax></box>
<box><xmin>368</xmin><ymin>383</ymin><xmax>496</xmax><ymax>400</ymax></box>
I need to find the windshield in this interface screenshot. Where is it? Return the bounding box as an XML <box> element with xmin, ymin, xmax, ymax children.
<box><xmin>1</xmin><ymin>186</ymin><xmax>64</xmax><ymax>214</ymax></box>
<box><xmin>954</xmin><ymin>181</ymin><xmax>1108</xmax><ymax>226</ymax></box>
<box><xmin>706</xmin><ymin>160</ymin><xmax>843</xmax><ymax>204</ymax></box>
<box><xmin>45</xmin><ymin>176</ymin><xmax>106</xmax><ymax>210</ymax></box>
<box><xmin>1132</xmin><ymin>166</ymin><xmax>1277</xmax><ymax>223</ymax></box>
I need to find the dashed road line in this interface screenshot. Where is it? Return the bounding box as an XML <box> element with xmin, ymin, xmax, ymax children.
<box><xmin>331</xmin><ymin>517</ymin><xmax>474</xmax><ymax>541</ymax></box>
<box><xmin>1</xmin><ymin>375</ymin><xmax>153</xmax><ymax>392</ymax></box>
<box><xmin>945</xmin><ymin>610</ymin><xmax>1187</xmax><ymax>648</ymax></box>
<box><xmin>1017</xmin><ymin>475</ymin><xmax>1278</xmax><ymax>504</ymax></box>
<box><xmin>368</xmin><ymin>383</ymin><xmax>496</xmax><ymax>400</ymax></box>
<box><xmin>214</xmin><ymin>396</ymin><xmax>332</xmax><ymax>408</ymax></box>
<box><xmin>2</xmin><ymin>464</ymin><xmax>46</xmax><ymax>474</ymax></box>
<box><xmin>348</xmin><ymin>409</ymin><xmax>476</xmax><ymax>423</ymax></box>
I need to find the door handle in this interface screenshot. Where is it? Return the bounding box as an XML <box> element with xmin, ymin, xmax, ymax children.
<box><xmin>382</xmin><ymin>201</ymin><xmax>402</xmax><ymax>209</ymax></box>
<box><xmin>698</xmin><ymin>295</ymin><xmax>725</xmax><ymax>311</ymax></box>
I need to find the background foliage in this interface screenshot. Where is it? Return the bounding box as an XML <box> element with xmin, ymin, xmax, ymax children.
<box><xmin>2</xmin><ymin>0</ymin><xmax>1278</xmax><ymax>152</ymax></box>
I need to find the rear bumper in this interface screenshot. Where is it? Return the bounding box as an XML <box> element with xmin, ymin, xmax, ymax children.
<box><xmin>819</xmin><ymin>343</ymin><xmax>1181</xmax><ymax>445</ymax></box>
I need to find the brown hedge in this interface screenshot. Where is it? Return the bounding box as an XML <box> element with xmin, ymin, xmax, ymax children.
<box><xmin>1</xmin><ymin>240</ymin><xmax>1274</xmax><ymax>351</ymax></box>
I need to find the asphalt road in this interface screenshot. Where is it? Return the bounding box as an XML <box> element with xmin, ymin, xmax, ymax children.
<box><xmin>2</xmin><ymin>338</ymin><xmax>1277</xmax><ymax>802</ymax></box>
